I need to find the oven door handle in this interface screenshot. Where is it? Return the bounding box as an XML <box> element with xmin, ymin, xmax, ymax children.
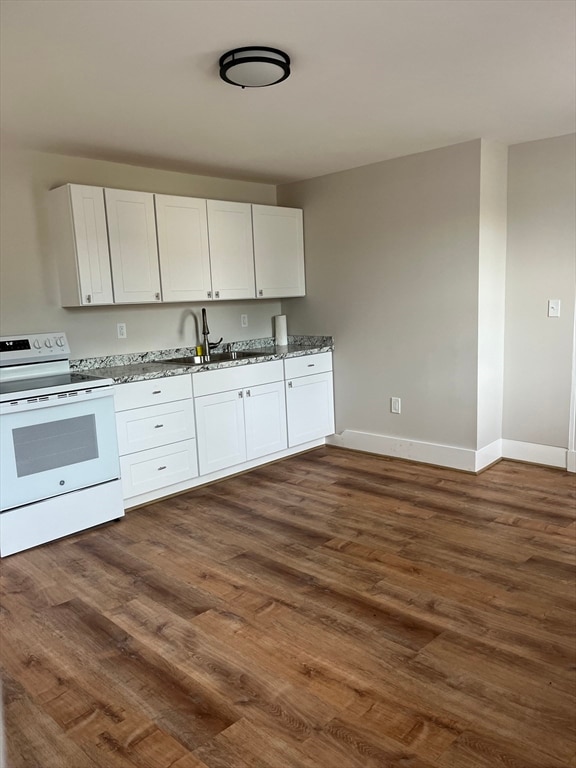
<box><xmin>0</xmin><ymin>386</ymin><xmax>114</xmax><ymax>414</ymax></box>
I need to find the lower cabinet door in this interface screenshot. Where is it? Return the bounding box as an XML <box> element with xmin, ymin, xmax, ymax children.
<box><xmin>244</xmin><ymin>381</ymin><xmax>287</xmax><ymax>461</ymax></box>
<box><xmin>286</xmin><ymin>371</ymin><xmax>335</xmax><ymax>447</ymax></box>
<box><xmin>120</xmin><ymin>439</ymin><xmax>198</xmax><ymax>499</ymax></box>
<box><xmin>195</xmin><ymin>389</ymin><xmax>246</xmax><ymax>475</ymax></box>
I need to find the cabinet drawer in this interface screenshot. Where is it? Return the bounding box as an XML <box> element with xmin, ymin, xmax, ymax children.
<box><xmin>120</xmin><ymin>439</ymin><xmax>198</xmax><ymax>499</ymax></box>
<box><xmin>114</xmin><ymin>375</ymin><xmax>192</xmax><ymax>411</ymax></box>
<box><xmin>193</xmin><ymin>360</ymin><xmax>283</xmax><ymax>397</ymax></box>
<box><xmin>116</xmin><ymin>399</ymin><xmax>195</xmax><ymax>456</ymax></box>
<box><xmin>284</xmin><ymin>352</ymin><xmax>332</xmax><ymax>380</ymax></box>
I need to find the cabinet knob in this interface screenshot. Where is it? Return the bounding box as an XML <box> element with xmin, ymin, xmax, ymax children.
<box><xmin>85</xmin><ymin>294</ymin><xmax>92</xmax><ymax>304</ymax></box>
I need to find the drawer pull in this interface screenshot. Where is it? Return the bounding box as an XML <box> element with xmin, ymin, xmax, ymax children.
<box><xmin>152</xmin><ymin>390</ymin><xmax>162</xmax><ymax>395</ymax></box>
<box><xmin>246</xmin><ymin>389</ymin><xmax>251</xmax><ymax>397</ymax></box>
<box><xmin>157</xmin><ymin>465</ymin><xmax>167</xmax><ymax>471</ymax></box>
<box><xmin>238</xmin><ymin>391</ymin><xmax>243</xmax><ymax>399</ymax></box>
<box><xmin>307</xmin><ymin>364</ymin><xmax>315</xmax><ymax>367</ymax></box>
<box><xmin>154</xmin><ymin>424</ymin><xmax>164</xmax><ymax>429</ymax></box>
<box><xmin>288</xmin><ymin>381</ymin><xmax>293</xmax><ymax>388</ymax></box>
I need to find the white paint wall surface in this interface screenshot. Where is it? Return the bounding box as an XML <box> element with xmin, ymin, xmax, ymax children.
<box><xmin>476</xmin><ymin>140</ymin><xmax>508</xmax><ymax>450</ymax></box>
<box><xmin>278</xmin><ymin>140</ymin><xmax>483</xmax><ymax>451</ymax></box>
<box><xmin>0</xmin><ymin>146</ymin><xmax>279</xmax><ymax>358</ymax></box>
<box><xmin>503</xmin><ymin>134</ymin><xmax>576</xmax><ymax>448</ymax></box>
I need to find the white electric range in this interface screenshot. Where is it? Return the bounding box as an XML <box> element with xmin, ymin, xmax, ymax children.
<box><xmin>0</xmin><ymin>332</ymin><xmax>124</xmax><ymax>556</ymax></box>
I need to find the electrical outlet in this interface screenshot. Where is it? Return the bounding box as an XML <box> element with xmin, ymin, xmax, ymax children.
<box><xmin>390</xmin><ymin>397</ymin><xmax>401</xmax><ymax>414</ymax></box>
<box><xmin>547</xmin><ymin>299</ymin><xmax>561</xmax><ymax>318</ymax></box>
<box><xmin>241</xmin><ymin>314</ymin><xmax>248</xmax><ymax>328</ymax></box>
<box><xmin>117</xmin><ymin>323</ymin><xmax>127</xmax><ymax>339</ymax></box>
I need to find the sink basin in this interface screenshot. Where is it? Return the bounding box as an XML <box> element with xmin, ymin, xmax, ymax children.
<box><xmin>162</xmin><ymin>349</ymin><xmax>271</xmax><ymax>366</ymax></box>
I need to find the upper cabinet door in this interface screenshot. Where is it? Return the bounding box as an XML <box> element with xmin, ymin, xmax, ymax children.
<box><xmin>206</xmin><ymin>200</ymin><xmax>256</xmax><ymax>300</ymax></box>
<box><xmin>50</xmin><ymin>184</ymin><xmax>114</xmax><ymax>307</ymax></box>
<box><xmin>252</xmin><ymin>205</ymin><xmax>305</xmax><ymax>299</ymax></box>
<box><xmin>155</xmin><ymin>195</ymin><xmax>213</xmax><ymax>303</ymax></box>
<box><xmin>105</xmin><ymin>188</ymin><xmax>161</xmax><ymax>303</ymax></box>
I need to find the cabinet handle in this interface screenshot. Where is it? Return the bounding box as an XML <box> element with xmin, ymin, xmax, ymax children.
<box><xmin>157</xmin><ymin>465</ymin><xmax>167</xmax><ymax>471</ymax></box>
<box><xmin>155</xmin><ymin>292</ymin><xmax>161</xmax><ymax>301</ymax></box>
<box><xmin>307</xmin><ymin>364</ymin><xmax>315</xmax><ymax>367</ymax></box>
<box><xmin>238</xmin><ymin>391</ymin><xmax>243</xmax><ymax>399</ymax></box>
<box><xmin>258</xmin><ymin>289</ymin><xmax>263</xmax><ymax>297</ymax></box>
<box><xmin>207</xmin><ymin>291</ymin><xmax>212</xmax><ymax>298</ymax></box>
<box><xmin>154</xmin><ymin>424</ymin><xmax>164</xmax><ymax>429</ymax></box>
<box><xmin>215</xmin><ymin>291</ymin><xmax>220</xmax><ymax>299</ymax></box>
<box><xmin>246</xmin><ymin>389</ymin><xmax>251</xmax><ymax>397</ymax></box>
<box><xmin>85</xmin><ymin>294</ymin><xmax>92</xmax><ymax>304</ymax></box>
<box><xmin>152</xmin><ymin>390</ymin><xmax>161</xmax><ymax>395</ymax></box>
<box><xmin>288</xmin><ymin>381</ymin><xmax>293</xmax><ymax>388</ymax></box>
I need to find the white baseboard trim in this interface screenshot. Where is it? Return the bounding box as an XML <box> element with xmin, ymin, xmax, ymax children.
<box><xmin>501</xmin><ymin>439</ymin><xmax>568</xmax><ymax>470</ymax></box>
<box><xmin>327</xmin><ymin>430</ymin><xmax>480</xmax><ymax>472</ymax></box>
<box><xmin>327</xmin><ymin>431</ymin><xmax>570</xmax><ymax>472</ymax></box>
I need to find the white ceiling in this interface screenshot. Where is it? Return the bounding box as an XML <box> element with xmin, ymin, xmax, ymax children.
<box><xmin>1</xmin><ymin>0</ymin><xmax>575</xmax><ymax>184</ymax></box>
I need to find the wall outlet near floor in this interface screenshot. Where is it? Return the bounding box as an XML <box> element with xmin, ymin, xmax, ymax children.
<box><xmin>390</xmin><ymin>397</ymin><xmax>401</xmax><ymax>414</ymax></box>
<box><xmin>117</xmin><ymin>323</ymin><xmax>127</xmax><ymax>339</ymax></box>
<box><xmin>241</xmin><ymin>314</ymin><xmax>248</xmax><ymax>328</ymax></box>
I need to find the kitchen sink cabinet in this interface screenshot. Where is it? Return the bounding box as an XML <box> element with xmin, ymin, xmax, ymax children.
<box><xmin>252</xmin><ymin>205</ymin><xmax>305</xmax><ymax>298</ymax></box>
<box><xmin>285</xmin><ymin>352</ymin><xmax>335</xmax><ymax>447</ymax></box>
<box><xmin>193</xmin><ymin>361</ymin><xmax>287</xmax><ymax>475</ymax></box>
<box><xmin>49</xmin><ymin>184</ymin><xmax>114</xmax><ymax>307</ymax></box>
<box><xmin>104</xmin><ymin>188</ymin><xmax>162</xmax><ymax>303</ymax></box>
<box><xmin>206</xmin><ymin>200</ymin><xmax>256</xmax><ymax>300</ymax></box>
<box><xmin>155</xmin><ymin>194</ymin><xmax>213</xmax><ymax>302</ymax></box>
<box><xmin>114</xmin><ymin>375</ymin><xmax>198</xmax><ymax>502</ymax></box>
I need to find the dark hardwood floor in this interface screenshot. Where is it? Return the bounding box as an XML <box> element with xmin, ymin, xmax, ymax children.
<box><xmin>1</xmin><ymin>447</ymin><xmax>575</xmax><ymax>768</ymax></box>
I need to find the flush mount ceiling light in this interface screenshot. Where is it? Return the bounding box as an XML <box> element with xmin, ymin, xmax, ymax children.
<box><xmin>219</xmin><ymin>46</ymin><xmax>290</xmax><ymax>88</ymax></box>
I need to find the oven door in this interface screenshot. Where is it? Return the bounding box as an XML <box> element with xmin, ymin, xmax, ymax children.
<box><xmin>0</xmin><ymin>388</ymin><xmax>120</xmax><ymax>511</ymax></box>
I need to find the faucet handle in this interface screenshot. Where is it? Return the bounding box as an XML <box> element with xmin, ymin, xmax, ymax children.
<box><xmin>209</xmin><ymin>337</ymin><xmax>223</xmax><ymax>350</ymax></box>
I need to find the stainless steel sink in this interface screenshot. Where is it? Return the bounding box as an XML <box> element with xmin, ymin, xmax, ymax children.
<box><xmin>162</xmin><ymin>349</ymin><xmax>271</xmax><ymax>366</ymax></box>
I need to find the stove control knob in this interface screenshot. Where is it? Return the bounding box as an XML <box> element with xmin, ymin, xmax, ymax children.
<box><xmin>33</xmin><ymin>340</ymin><xmax>41</xmax><ymax>349</ymax></box>
<box><xmin>44</xmin><ymin>339</ymin><xmax>53</xmax><ymax>348</ymax></box>
<box><xmin>55</xmin><ymin>337</ymin><xmax>65</xmax><ymax>347</ymax></box>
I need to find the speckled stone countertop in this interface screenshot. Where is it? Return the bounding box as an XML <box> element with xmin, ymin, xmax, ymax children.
<box><xmin>71</xmin><ymin>335</ymin><xmax>333</xmax><ymax>384</ymax></box>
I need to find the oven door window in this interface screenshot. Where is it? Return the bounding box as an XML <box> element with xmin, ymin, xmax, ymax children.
<box><xmin>13</xmin><ymin>414</ymin><xmax>99</xmax><ymax>477</ymax></box>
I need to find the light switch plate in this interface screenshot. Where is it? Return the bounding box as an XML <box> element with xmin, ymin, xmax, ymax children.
<box><xmin>548</xmin><ymin>299</ymin><xmax>561</xmax><ymax>318</ymax></box>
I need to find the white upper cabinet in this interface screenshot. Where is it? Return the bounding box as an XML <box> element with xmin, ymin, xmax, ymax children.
<box><xmin>104</xmin><ymin>188</ymin><xmax>161</xmax><ymax>303</ymax></box>
<box><xmin>49</xmin><ymin>184</ymin><xmax>114</xmax><ymax>306</ymax></box>
<box><xmin>252</xmin><ymin>205</ymin><xmax>305</xmax><ymax>298</ymax></box>
<box><xmin>206</xmin><ymin>200</ymin><xmax>256</xmax><ymax>300</ymax></box>
<box><xmin>155</xmin><ymin>194</ymin><xmax>213</xmax><ymax>302</ymax></box>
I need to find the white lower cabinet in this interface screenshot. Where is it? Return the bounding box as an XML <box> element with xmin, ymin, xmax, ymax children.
<box><xmin>114</xmin><ymin>375</ymin><xmax>198</xmax><ymax>503</ymax></box>
<box><xmin>193</xmin><ymin>361</ymin><xmax>287</xmax><ymax>475</ymax></box>
<box><xmin>285</xmin><ymin>352</ymin><xmax>335</xmax><ymax>447</ymax></box>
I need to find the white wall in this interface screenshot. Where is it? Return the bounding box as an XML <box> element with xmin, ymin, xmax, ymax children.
<box><xmin>476</xmin><ymin>141</ymin><xmax>508</xmax><ymax>451</ymax></box>
<box><xmin>0</xmin><ymin>146</ymin><xmax>279</xmax><ymax>358</ymax></box>
<box><xmin>279</xmin><ymin>140</ymin><xmax>484</xmax><ymax>459</ymax></box>
<box><xmin>503</xmin><ymin>134</ymin><xmax>576</xmax><ymax>452</ymax></box>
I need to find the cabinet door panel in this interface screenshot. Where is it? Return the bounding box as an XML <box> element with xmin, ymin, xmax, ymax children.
<box><xmin>156</xmin><ymin>195</ymin><xmax>212</xmax><ymax>302</ymax></box>
<box><xmin>244</xmin><ymin>381</ymin><xmax>287</xmax><ymax>460</ymax></box>
<box><xmin>69</xmin><ymin>185</ymin><xmax>114</xmax><ymax>305</ymax></box>
<box><xmin>105</xmin><ymin>188</ymin><xmax>161</xmax><ymax>303</ymax></box>
<box><xmin>207</xmin><ymin>200</ymin><xmax>255</xmax><ymax>300</ymax></box>
<box><xmin>120</xmin><ymin>439</ymin><xmax>198</xmax><ymax>499</ymax></box>
<box><xmin>286</xmin><ymin>372</ymin><xmax>335</xmax><ymax>447</ymax></box>
<box><xmin>195</xmin><ymin>390</ymin><xmax>246</xmax><ymax>474</ymax></box>
<box><xmin>253</xmin><ymin>205</ymin><xmax>305</xmax><ymax>298</ymax></box>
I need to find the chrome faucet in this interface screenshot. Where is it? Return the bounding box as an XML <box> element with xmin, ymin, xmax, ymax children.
<box><xmin>201</xmin><ymin>307</ymin><xmax>222</xmax><ymax>359</ymax></box>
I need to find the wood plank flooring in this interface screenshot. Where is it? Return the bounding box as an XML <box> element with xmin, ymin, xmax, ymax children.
<box><xmin>1</xmin><ymin>447</ymin><xmax>575</xmax><ymax>767</ymax></box>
